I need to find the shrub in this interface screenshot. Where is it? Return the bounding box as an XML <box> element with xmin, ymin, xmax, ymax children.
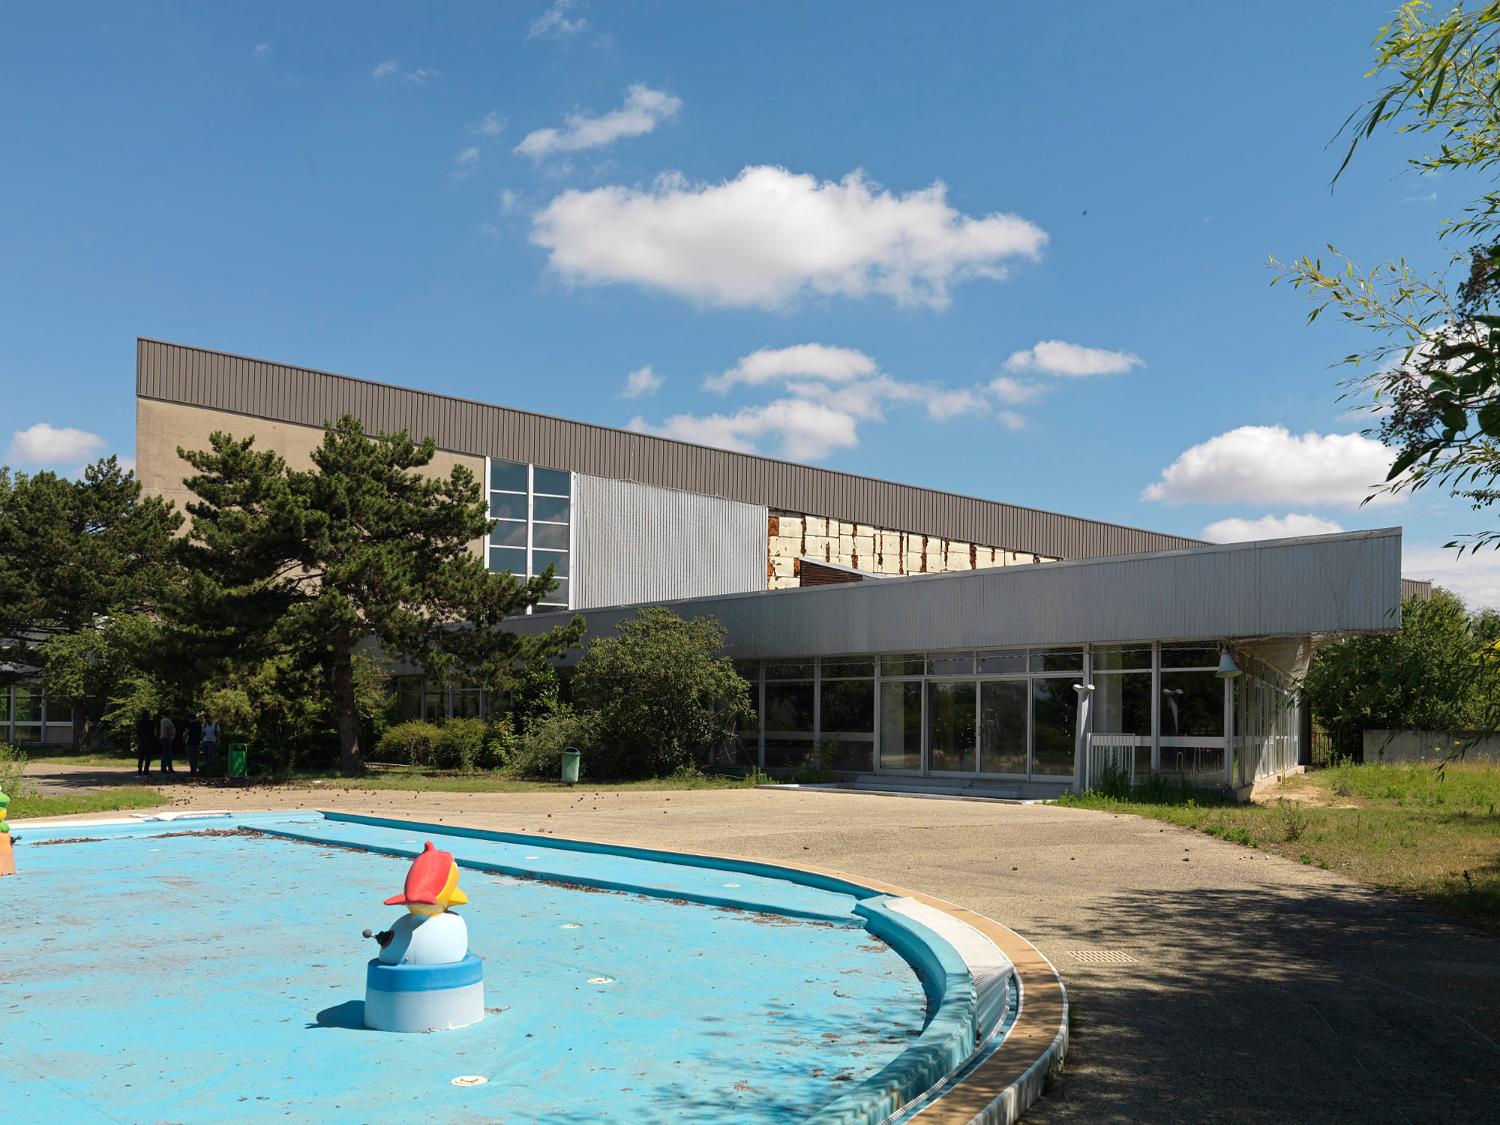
<box><xmin>481</xmin><ymin>723</ymin><xmax>516</xmax><ymax>770</ymax></box>
<box><xmin>571</xmin><ymin>607</ymin><xmax>753</xmax><ymax>779</ymax></box>
<box><xmin>375</xmin><ymin>720</ymin><xmax>443</xmax><ymax>767</ymax></box>
<box><xmin>508</xmin><ymin>711</ymin><xmax>597</xmax><ymax>780</ymax></box>
<box><xmin>435</xmin><ymin>718</ymin><xmax>488</xmax><ymax>773</ymax></box>
<box><xmin>0</xmin><ymin>743</ymin><xmax>28</xmax><ymax>799</ymax></box>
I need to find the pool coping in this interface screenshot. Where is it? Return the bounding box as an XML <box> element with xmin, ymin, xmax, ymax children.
<box><xmin>16</xmin><ymin>808</ymin><xmax>1067</xmax><ymax>1124</ymax></box>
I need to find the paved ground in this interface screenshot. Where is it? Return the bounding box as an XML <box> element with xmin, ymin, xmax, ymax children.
<box><xmin>20</xmin><ymin>763</ymin><xmax>1500</xmax><ymax>1123</ymax></box>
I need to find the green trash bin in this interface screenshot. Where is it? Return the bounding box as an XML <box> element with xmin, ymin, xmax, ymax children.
<box><xmin>561</xmin><ymin>747</ymin><xmax>581</xmax><ymax>786</ymax></box>
<box><xmin>227</xmin><ymin>743</ymin><xmax>248</xmax><ymax>779</ymax></box>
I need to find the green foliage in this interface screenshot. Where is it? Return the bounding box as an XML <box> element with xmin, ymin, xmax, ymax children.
<box><xmin>0</xmin><ymin>458</ymin><xmax>181</xmax><ymax>746</ymax></box>
<box><xmin>571</xmin><ymin>607</ymin><xmax>754</xmax><ymax>779</ymax></box>
<box><xmin>482</xmin><ymin>723</ymin><xmax>516</xmax><ymax>770</ymax></box>
<box><xmin>1302</xmin><ymin>589</ymin><xmax>1500</xmax><ymax>752</ymax></box>
<box><xmin>435</xmin><ymin>718</ymin><xmax>488</xmax><ymax>773</ymax></box>
<box><xmin>511</xmin><ymin>662</ymin><xmax>565</xmax><ymax>734</ymax></box>
<box><xmin>508</xmin><ymin>710</ymin><xmax>598</xmax><ymax>780</ymax></box>
<box><xmin>376</xmin><ymin>720</ymin><xmax>444</xmax><ymax>767</ymax></box>
<box><xmin>0</xmin><ymin>743</ymin><xmax>28</xmax><ymax>800</ymax></box>
<box><xmin>174</xmin><ymin>415</ymin><xmax>583</xmax><ymax>772</ymax></box>
<box><xmin>11</xmin><ymin>787</ymin><xmax>168</xmax><ymax>820</ymax></box>
<box><xmin>1075</xmin><ymin>766</ymin><xmax>1233</xmax><ymax>807</ymax></box>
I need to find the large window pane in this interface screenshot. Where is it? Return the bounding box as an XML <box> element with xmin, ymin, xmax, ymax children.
<box><xmin>533</xmin><ymin>467</ymin><xmax>571</xmax><ymax>496</ymax></box>
<box><xmin>1160</xmin><ymin>671</ymin><xmax>1224</xmax><ymax>738</ymax></box>
<box><xmin>12</xmin><ymin>685</ymin><xmax>41</xmax><ymax>723</ymax></box>
<box><xmin>532</xmin><ymin>549</ymin><xmax>569</xmax><ymax>578</ymax></box>
<box><xmin>532</xmin><ymin>495</ymin><xmax>570</xmax><ymax>524</ymax></box>
<box><xmin>490</xmin><ymin>520</ymin><xmax>527</xmax><ymax>547</ymax></box>
<box><xmin>489</xmin><ymin>494</ymin><xmax>528</xmax><ymax>521</ymax></box>
<box><xmin>980</xmin><ymin>680</ymin><xmax>1027</xmax><ymax>774</ymax></box>
<box><xmin>879</xmin><ymin>681</ymin><xmax>922</xmax><ymax>769</ymax></box>
<box><xmin>928</xmin><ymin>681</ymin><xmax>976</xmax><ymax>772</ymax></box>
<box><xmin>821</xmin><ymin>738</ymin><xmax>872</xmax><ymax>771</ymax></box>
<box><xmin>765</xmin><ymin>739</ymin><xmax>815</xmax><ymax>769</ymax></box>
<box><xmin>532</xmin><ymin>523</ymin><xmax>570</xmax><ymax>550</ymax></box>
<box><xmin>489</xmin><ymin>545</ymin><xmax>525</xmax><ymax>574</ymax></box>
<box><xmin>490</xmin><ymin>460</ymin><xmax>528</xmax><ymax>493</ymax></box>
<box><xmin>881</xmin><ymin>654</ymin><xmax>925</xmax><ymax>677</ymax></box>
<box><xmin>765</xmin><ymin>660</ymin><xmax>815</xmax><ymax>680</ymax></box>
<box><xmin>820</xmin><ymin>679</ymin><xmax>873</xmax><ymax>734</ymax></box>
<box><xmin>0</xmin><ymin>688</ymin><xmax>9</xmax><ymax>722</ymax></box>
<box><xmin>927</xmin><ymin>652</ymin><xmax>974</xmax><ymax>676</ymax></box>
<box><xmin>821</xmin><ymin>658</ymin><xmax>874</xmax><ymax>679</ymax></box>
<box><xmin>1093</xmin><ymin>671</ymin><xmax>1152</xmax><ymax>776</ymax></box>
<box><xmin>1092</xmin><ymin>645</ymin><xmax>1152</xmax><ymax>672</ymax></box>
<box><xmin>1032</xmin><ymin>678</ymin><xmax>1080</xmax><ymax>776</ymax></box>
<box><xmin>1161</xmin><ymin>644</ymin><xmax>1219</xmax><ymax>669</ymax></box>
<box><xmin>977</xmin><ymin>649</ymin><xmax>1026</xmax><ymax>675</ymax></box>
<box><xmin>1030</xmin><ymin>648</ymin><xmax>1083</xmax><ymax>673</ymax></box>
<box><xmin>764</xmin><ymin>682</ymin><xmax>814</xmax><ymax>735</ymax></box>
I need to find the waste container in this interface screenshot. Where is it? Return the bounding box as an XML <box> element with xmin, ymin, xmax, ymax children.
<box><xmin>561</xmin><ymin>747</ymin><xmax>581</xmax><ymax>786</ymax></box>
<box><xmin>227</xmin><ymin>743</ymin><xmax>248</xmax><ymax>779</ymax></box>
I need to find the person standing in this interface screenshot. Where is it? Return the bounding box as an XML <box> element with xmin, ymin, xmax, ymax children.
<box><xmin>200</xmin><ymin>716</ymin><xmax>220</xmax><ymax>774</ymax></box>
<box><xmin>134</xmin><ymin>709</ymin><xmax>155</xmax><ymax>775</ymax></box>
<box><xmin>185</xmin><ymin>716</ymin><xmax>204</xmax><ymax>776</ymax></box>
<box><xmin>158</xmin><ymin>712</ymin><xmax>176</xmax><ymax>774</ymax></box>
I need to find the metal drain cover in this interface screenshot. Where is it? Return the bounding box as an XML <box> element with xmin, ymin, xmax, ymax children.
<box><xmin>588</xmin><ymin>976</ymin><xmax>615</xmax><ymax>985</ymax></box>
<box><xmin>1064</xmin><ymin>949</ymin><xmax>1138</xmax><ymax>964</ymax></box>
<box><xmin>451</xmin><ymin>1075</ymin><xmax>488</xmax><ymax>1087</ymax></box>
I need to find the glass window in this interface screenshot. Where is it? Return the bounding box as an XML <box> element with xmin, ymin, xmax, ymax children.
<box><xmin>12</xmin><ymin>685</ymin><xmax>42</xmax><ymax>723</ymax></box>
<box><xmin>1160</xmin><ymin>671</ymin><xmax>1224</xmax><ymax>738</ymax></box>
<box><xmin>820</xmin><ymin>658</ymin><xmax>874</xmax><ymax>679</ymax></box>
<box><xmin>532</xmin><ymin>549</ymin><xmax>569</xmax><ymax>578</ymax></box>
<box><xmin>980</xmin><ymin>680</ymin><xmax>1027</xmax><ymax>774</ymax></box>
<box><xmin>532</xmin><ymin>495</ymin><xmax>570</xmax><ymax>524</ymax></box>
<box><xmin>1093</xmin><ymin>672</ymin><xmax>1152</xmax><ymax>777</ymax></box>
<box><xmin>764</xmin><ymin>739</ymin><xmax>815</xmax><ymax>769</ymax></box>
<box><xmin>821</xmin><ymin>739</ymin><xmax>873</xmax><ymax>772</ymax></box>
<box><xmin>879</xmin><ymin>681</ymin><xmax>922</xmax><ymax>769</ymax></box>
<box><xmin>490</xmin><ymin>460</ymin><xmax>528</xmax><ymax>493</ymax></box>
<box><xmin>489</xmin><ymin>545</ymin><xmax>526</xmax><ymax>574</ymax></box>
<box><xmin>928</xmin><ymin>681</ymin><xmax>976</xmax><ymax>772</ymax></box>
<box><xmin>11</xmin><ymin>725</ymin><xmax>40</xmax><ymax>744</ymax></box>
<box><xmin>533</xmin><ymin>467</ymin><xmax>571</xmax><ymax>497</ymax></box>
<box><xmin>0</xmin><ymin>687</ymin><xmax>9</xmax><ymax>723</ymax></box>
<box><xmin>764</xmin><ymin>682</ymin><xmax>814</xmax><ymax>734</ymax></box>
<box><xmin>532</xmin><ymin>522</ymin><xmax>570</xmax><ymax>550</ymax></box>
<box><xmin>490</xmin><ymin>520</ymin><xmax>527</xmax><ymax>547</ymax></box>
<box><xmin>1092</xmin><ymin>645</ymin><xmax>1152</xmax><ymax>672</ymax></box>
<box><xmin>1031</xmin><ymin>678</ymin><xmax>1081</xmax><ymax>776</ymax></box>
<box><xmin>393</xmin><ymin>676</ymin><xmax>423</xmax><ymax>722</ymax></box>
<box><xmin>423</xmin><ymin>687</ymin><xmax>446</xmax><ymax>721</ymax></box>
<box><xmin>1030</xmin><ymin>648</ymin><xmax>1083</xmax><ymax>673</ymax></box>
<box><xmin>977</xmin><ymin>649</ymin><xmax>1026</xmax><ymax>675</ymax></box>
<box><xmin>821</xmin><ymin>679</ymin><xmax>874</xmax><ymax>736</ymax></box>
<box><xmin>536</xmin><ymin>576</ymin><xmax>567</xmax><ymax>603</ymax></box>
<box><xmin>44</xmin><ymin>723</ymin><xmax>72</xmax><ymax>746</ymax></box>
<box><xmin>927</xmin><ymin>652</ymin><xmax>974</xmax><ymax>676</ymax></box>
<box><xmin>881</xmin><ymin>654</ymin><xmax>925</xmax><ymax>678</ymax></box>
<box><xmin>765</xmin><ymin>660</ymin><xmax>815</xmax><ymax>681</ymax></box>
<box><xmin>1161</xmin><ymin>644</ymin><xmax>1220</xmax><ymax>669</ymax></box>
<box><xmin>733</xmin><ymin>660</ymin><xmax>760</xmax><ymax>681</ymax></box>
<box><xmin>451</xmin><ymin>690</ymin><xmax>483</xmax><ymax>720</ymax></box>
<box><xmin>489</xmin><ymin>494</ymin><xmax>528</xmax><ymax>521</ymax></box>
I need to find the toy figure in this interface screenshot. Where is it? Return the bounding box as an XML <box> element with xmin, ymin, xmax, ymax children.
<box><xmin>363</xmin><ymin>840</ymin><xmax>469</xmax><ymax>965</ymax></box>
<box><xmin>0</xmin><ymin>789</ymin><xmax>14</xmax><ymax>877</ymax></box>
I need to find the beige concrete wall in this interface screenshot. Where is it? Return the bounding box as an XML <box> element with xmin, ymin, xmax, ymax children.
<box><xmin>136</xmin><ymin>399</ymin><xmax>488</xmax><ymax>554</ymax></box>
<box><xmin>766</xmin><ymin>508</ymin><xmax>1058</xmax><ymax>589</ymax></box>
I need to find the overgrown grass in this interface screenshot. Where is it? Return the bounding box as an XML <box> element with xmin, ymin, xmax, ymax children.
<box><xmin>285</xmin><ymin>767</ymin><xmax>763</xmax><ymax>794</ymax></box>
<box><xmin>10</xmin><ymin>787</ymin><xmax>169</xmax><ymax>820</ymax></box>
<box><xmin>1059</xmin><ymin>762</ymin><xmax>1500</xmax><ymax>927</ymax></box>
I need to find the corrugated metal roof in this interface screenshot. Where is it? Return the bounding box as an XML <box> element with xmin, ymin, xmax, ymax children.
<box><xmin>136</xmin><ymin>337</ymin><xmax>1209</xmax><ymax>559</ymax></box>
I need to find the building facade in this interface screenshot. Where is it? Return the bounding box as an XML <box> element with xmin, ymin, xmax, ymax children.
<box><xmin>134</xmin><ymin>339</ymin><xmax>1407</xmax><ymax>792</ymax></box>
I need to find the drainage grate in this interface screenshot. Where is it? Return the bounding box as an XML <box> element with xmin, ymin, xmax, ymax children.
<box><xmin>1064</xmin><ymin>949</ymin><xmax>1138</xmax><ymax>965</ymax></box>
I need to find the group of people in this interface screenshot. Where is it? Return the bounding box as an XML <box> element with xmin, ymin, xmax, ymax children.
<box><xmin>134</xmin><ymin>710</ymin><xmax>220</xmax><ymax>776</ymax></box>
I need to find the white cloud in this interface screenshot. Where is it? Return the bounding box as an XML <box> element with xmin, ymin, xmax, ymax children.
<box><xmin>1403</xmin><ymin>545</ymin><xmax>1500</xmax><ymax>610</ymax></box>
<box><xmin>253</xmin><ymin>43</ymin><xmax>270</xmax><ymax>60</ymax></box>
<box><xmin>7</xmin><ymin>423</ymin><xmax>106</xmax><ymax>466</ymax></box>
<box><xmin>1004</xmin><ymin>339</ymin><xmax>1142</xmax><ymax>377</ymax></box>
<box><xmin>372</xmin><ymin>60</ymin><xmax>438</xmax><ymax>86</ymax></box>
<box><xmin>621</xmin><ymin>365</ymin><xmax>663</xmax><ymax>398</ymax></box>
<box><xmin>997</xmin><ymin>411</ymin><xmax>1026</xmax><ymax>431</ymax></box>
<box><xmin>516</xmin><ymin>85</ymin><xmax>681</xmax><ymax>160</ymax></box>
<box><xmin>631</xmin><ymin>399</ymin><xmax>859</xmax><ymax>461</ymax></box>
<box><xmin>986</xmin><ymin>375</ymin><xmax>1045</xmax><ymax>404</ymax></box>
<box><xmin>1142</xmin><ymin>425</ymin><xmax>1401</xmax><ymax>508</ymax></box>
<box><xmin>453</xmin><ymin>146</ymin><xmax>481</xmax><ymax>178</ymax></box>
<box><xmin>528</xmin><ymin>0</ymin><xmax>589</xmax><ymax>40</ymax></box>
<box><xmin>470</xmin><ymin>111</ymin><xmax>506</xmax><ymax>139</ymax></box>
<box><xmin>705</xmin><ymin>344</ymin><xmax>876</xmax><ymax>394</ymax></box>
<box><xmin>530</xmin><ymin>165</ymin><xmax>1047</xmax><ymax>309</ymax></box>
<box><xmin>1201</xmin><ymin>513</ymin><xmax>1347</xmax><ymax>543</ymax></box>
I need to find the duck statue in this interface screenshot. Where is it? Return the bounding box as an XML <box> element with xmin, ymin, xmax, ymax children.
<box><xmin>362</xmin><ymin>841</ymin><xmax>484</xmax><ymax>1032</ymax></box>
<box><xmin>0</xmin><ymin>788</ymin><xmax>14</xmax><ymax>877</ymax></box>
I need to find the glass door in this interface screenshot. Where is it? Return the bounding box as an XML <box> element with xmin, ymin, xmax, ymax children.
<box><xmin>878</xmin><ymin>680</ymin><xmax>923</xmax><ymax>771</ymax></box>
<box><xmin>926</xmin><ymin>680</ymin><xmax>977</xmax><ymax>773</ymax></box>
<box><xmin>979</xmin><ymin>680</ymin><xmax>1028</xmax><ymax>775</ymax></box>
<box><xmin>1031</xmin><ymin>677</ymin><xmax>1082</xmax><ymax>778</ymax></box>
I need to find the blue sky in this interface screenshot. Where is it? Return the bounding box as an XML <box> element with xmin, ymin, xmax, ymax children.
<box><xmin>4</xmin><ymin>2</ymin><xmax>1497</xmax><ymax>602</ymax></box>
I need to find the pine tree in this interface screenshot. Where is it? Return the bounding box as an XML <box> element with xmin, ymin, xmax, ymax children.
<box><xmin>178</xmin><ymin>415</ymin><xmax>581</xmax><ymax>772</ymax></box>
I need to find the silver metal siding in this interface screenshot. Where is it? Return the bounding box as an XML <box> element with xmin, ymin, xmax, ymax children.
<box><xmin>510</xmin><ymin>529</ymin><xmax>1405</xmax><ymax>658</ymax></box>
<box><xmin>572</xmin><ymin>475</ymin><xmax>766</xmax><ymax>609</ymax></box>
<box><xmin>137</xmin><ymin>338</ymin><xmax>1204</xmax><ymax>559</ymax></box>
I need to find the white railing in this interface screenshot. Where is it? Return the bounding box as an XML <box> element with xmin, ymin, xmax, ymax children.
<box><xmin>1085</xmin><ymin>735</ymin><xmax>1230</xmax><ymax>789</ymax></box>
<box><xmin>1085</xmin><ymin>734</ymin><xmax>1142</xmax><ymax>788</ymax></box>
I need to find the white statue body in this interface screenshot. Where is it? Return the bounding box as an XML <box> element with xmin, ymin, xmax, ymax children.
<box><xmin>377</xmin><ymin>911</ymin><xmax>469</xmax><ymax>965</ymax></box>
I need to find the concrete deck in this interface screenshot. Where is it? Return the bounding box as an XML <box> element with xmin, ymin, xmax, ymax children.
<box><xmin>18</xmin><ymin>770</ymin><xmax>1500</xmax><ymax>1122</ymax></box>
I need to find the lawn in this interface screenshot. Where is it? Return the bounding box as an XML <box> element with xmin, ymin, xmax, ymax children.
<box><xmin>9</xmin><ymin>787</ymin><xmax>169</xmax><ymax>820</ymax></box>
<box><xmin>285</xmin><ymin>768</ymin><xmax>762</xmax><ymax>794</ymax></box>
<box><xmin>1059</xmin><ymin>762</ymin><xmax>1500</xmax><ymax>926</ymax></box>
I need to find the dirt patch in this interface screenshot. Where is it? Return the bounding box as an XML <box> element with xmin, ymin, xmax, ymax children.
<box><xmin>31</xmin><ymin>836</ymin><xmax>107</xmax><ymax>846</ymax></box>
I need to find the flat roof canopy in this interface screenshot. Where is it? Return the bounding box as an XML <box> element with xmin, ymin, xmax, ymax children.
<box><xmin>511</xmin><ymin>528</ymin><xmax>1403</xmax><ymax>659</ymax></box>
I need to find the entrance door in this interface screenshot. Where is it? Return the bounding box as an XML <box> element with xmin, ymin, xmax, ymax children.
<box><xmin>927</xmin><ymin>680</ymin><xmax>976</xmax><ymax>772</ymax></box>
<box><xmin>1031</xmin><ymin>677</ymin><xmax>1082</xmax><ymax>778</ymax></box>
<box><xmin>979</xmin><ymin>680</ymin><xmax>1028</xmax><ymax>775</ymax></box>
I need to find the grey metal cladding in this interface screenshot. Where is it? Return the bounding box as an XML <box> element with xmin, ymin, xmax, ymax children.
<box><xmin>137</xmin><ymin>338</ymin><xmax>1204</xmax><ymax>559</ymax></box>
<box><xmin>573</xmin><ymin>474</ymin><xmax>767</xmax><ymax>609</ymax></box>
<box><xmin>509</xmin><ymin>529</ymin><xmax>1405</xmax><ymax>658</ymax></box>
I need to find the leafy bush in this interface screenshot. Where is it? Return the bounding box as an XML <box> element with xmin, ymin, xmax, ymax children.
<box><xmin>376</xmin><ymin>720</ymin><xmax>443</xmax><ymax>767</ymax></box>
<box><xmin>571</xmin><ymin>607</ymin><xmax>753</xmax><ymax>779</ymax></box>
<box><xmin>0</xmin><ymin>743</ymin><xmax>28</xmax><ymax>799</ymax></box>
<box><xmin>435</xmin><ymin>718</ymin><xmax>488</xmax><ymax>773</ymax></box>
<box><xmin>508</xmin><ymin>711</ymin><xmax>597</xmax><ymax>780</ymax></box>
<box><xmin>512</xmin><ymin>663</ymin><xmax>565</xmax><ymax>735</ymax></box>
<box><xmin>482</xmin><ymin>723</ymin><xmax>516</xmax><ymax>770</ymax></box>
